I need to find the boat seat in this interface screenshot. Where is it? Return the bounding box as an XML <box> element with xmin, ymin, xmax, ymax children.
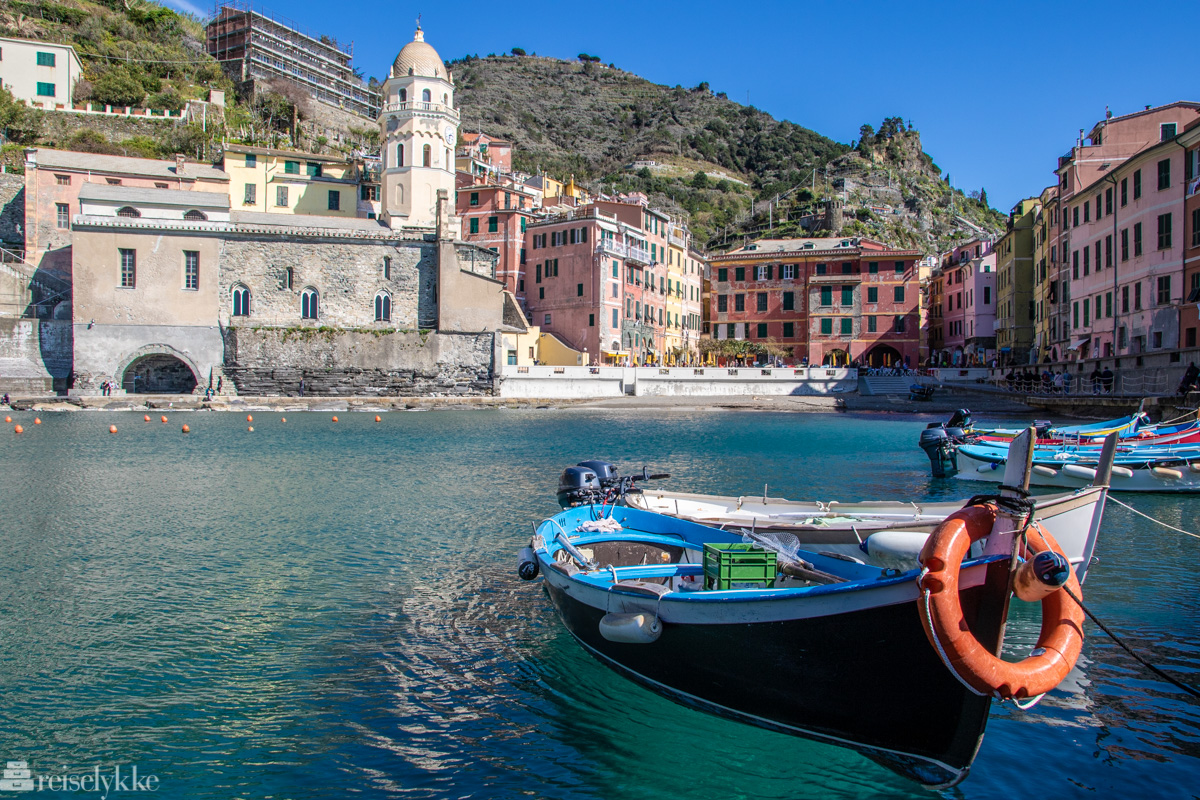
<box><xmin>612</xmin><ymin>580</ymin><xmax>671</xmax><ymax>597</ymax></box>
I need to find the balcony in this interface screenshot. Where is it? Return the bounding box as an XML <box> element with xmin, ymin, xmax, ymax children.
<box><xmin>381</xmin><ymin>101</ymin><xmax>459</xmax><ymax>120</ymax></box>
<box><xmin>668</xmin><ymin>232</ymin><xmax>686</xmax><ymax>248</ymax></box>
<box><xmin>596</xmin><ymin>239</ymin><xmax>627</xmax><ymax>258</ymax></box>
<box><xmin>627</xmin><ymin>246</ymin><xmax>651</xmax><ymax>265</ymax></box>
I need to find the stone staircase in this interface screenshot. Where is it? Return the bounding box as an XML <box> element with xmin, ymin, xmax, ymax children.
<box><xmin>859</xmin><ymin>375</ymin><xmax>922</xmax><ymax>396</ymax></box>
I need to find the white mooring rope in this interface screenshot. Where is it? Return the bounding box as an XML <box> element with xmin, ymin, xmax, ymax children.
<box><xmin>1107</xmin><ymin>495</ymin><xmax>1200</xmax><ymax>540</ymax></box>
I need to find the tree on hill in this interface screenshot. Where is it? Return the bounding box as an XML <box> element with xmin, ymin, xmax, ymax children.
<box><xmin>0</xmin><ymin>86</ymin><xmax>42</xmax><ymax>144</ymax></box>
<box><xmin>511</xmin><ymin>47</ymin><xmax>526</xmax><ymax>56</ymax></box>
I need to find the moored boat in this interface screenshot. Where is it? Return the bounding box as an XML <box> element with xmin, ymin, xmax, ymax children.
<box><xmin>519</xmin><ymin>431</ymin><xmax>1096</xmax><ymax>787</ymax></box>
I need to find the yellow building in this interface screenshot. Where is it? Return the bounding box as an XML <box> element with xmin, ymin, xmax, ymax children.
<box><xmin>1032</xmin><ymin>185</ymin><xmax>1058</xmax><ymax>362</ymax></box>
<box><xmin>221</xmin><ymin>144</ymin><xmax>360</xmax><ymax>218</ymax></box>
<box><xmin>995</xmin><ymin>197</ymin><xmax>1040</xmax><ymax>364</ymax></box>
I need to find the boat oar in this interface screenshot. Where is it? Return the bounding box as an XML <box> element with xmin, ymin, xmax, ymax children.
<box><xmin>739</xmin><ymin>529</ymin><xmax>846</xmax><ymax>584</ymax></box>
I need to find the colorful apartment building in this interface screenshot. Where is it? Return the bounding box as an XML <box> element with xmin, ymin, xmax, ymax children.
<box><xmin>707</xmin><ymin>237</ymin><xmax>920</xmax><ymax>367</ymax></box>
<box><xmin>521</xmin><ymin>197</ymin><xmax>703</xmax><ymax>364</ymax></box>
<box><xmin>934</xmin><ymin>238</ymin><xmax>996</xmax><ymax>365</ymax></box>
<box><xmin>1182</xmin><ymin>122</ymin><xmax>1200</xmax><ymax>352</ymax></box>
<box><xmin>220</xmin><ymin>144</ymin><xmax>362</xmax><ymax>218</ymax></box>
<box><xmin>457</xmin><ymin>132</ymin><xmax>513</xmax><ymax>178</ymax></box>
<box><xmin>455</xmin><ymin>180</ymin><xmax>536</xmax><ymax>300</ymax></box>
<box><xmin>995</xmin><ymin>198</ymin><xmax>1039</xmax><ymax>364</ymax></box>
<box><xmin>1066</xmin><ymin>130</ymin><xmax>1192</xmax><ymax>358</ymax></box>
<box><xmin>1031</xmin><ymin>185</ymin><xmax>1059</xmax><ymax>362</ymax></box>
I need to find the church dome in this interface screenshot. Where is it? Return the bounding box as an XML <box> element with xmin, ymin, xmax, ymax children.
<box><xmin>392</xmin><ymin>28</ymin><xmax>447</xmax><ymax>80</ymax></box>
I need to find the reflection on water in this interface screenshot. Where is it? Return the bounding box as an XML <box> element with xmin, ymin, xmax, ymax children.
<box><xmin>0</xmin><ymin>409</ymin><xmax>1197</xmax><ymax>799</ymax></box>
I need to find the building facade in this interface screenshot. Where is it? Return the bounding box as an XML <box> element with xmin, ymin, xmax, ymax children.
<box><xmin>707</xmin><ymin>237</ymin><xmax>920</xmax><ymax>367</ymax></box>
<box><xmin>0</xmin><ymin>36</ymin><xmax>83</xmax><ymax>109</ymax></box>
<box><xmin>205</xmin><ymin>3</ymin><xmax>379</xmax><ymax>118</ymax></box>
<box><xmin>995</xmin><ymin>198</ymin><xmax>1039</xmax><ymax>364</ymax></box>
<box><xmin>933</xmin><ymin>238</ymin><xmax>996</xmax><ymax>366</ymax></box>
<box><xmin>220</xmin><ymin>144</ymin><xmax>361</xmax><ymax>219</ymax></box>
<box><xmin>455</xmin><ymin>180</ymin><xmax>535</xmax><ymax>302</ymax></box>
<box><xmin>1182</xmin><ymin>122</ymin><xmax>1200</xmax><ymax>352</ymax></box>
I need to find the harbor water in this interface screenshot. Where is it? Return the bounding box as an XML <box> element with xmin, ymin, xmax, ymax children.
<box><xmin>1</xmin><ymin>409</ymin><xmax>1198</xmax><ymax>798</ymax></box>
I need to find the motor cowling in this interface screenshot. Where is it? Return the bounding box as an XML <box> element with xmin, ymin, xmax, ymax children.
<box><xmin>919</xmin><ymin>426</ymin><xmax>959</xmax><ymax>478</ymax></box>
<box><xmin>557</xmin><ymin>466</ymin><xmax>601</xmax><ymax>508</ymax></box>
<box><xmin>947</xmin><ymin>408</ymin><xmax>972</xmax><ymax>430</ymax></box>
<box><xmin>577</xmin><ymin>459</ymin><xmax>619</xmax><ymax>488</ymax></box>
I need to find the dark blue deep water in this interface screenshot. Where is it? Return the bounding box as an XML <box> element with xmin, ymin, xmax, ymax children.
<box><xmin>1</xmin><ymin>409</ymin><xmax>1198</xmax><ymax>799</ymax></box>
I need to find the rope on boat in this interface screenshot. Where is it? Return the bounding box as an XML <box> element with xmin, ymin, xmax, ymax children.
<box><xmin>1063</xmin><ymin>586</ymin><xmax>1200</xmax><ymax>701</ymax></box>
<box><xmin>1107</xmin><ymin>496</ymin><xmax>1200</xmax><ymax>541</ymax></box>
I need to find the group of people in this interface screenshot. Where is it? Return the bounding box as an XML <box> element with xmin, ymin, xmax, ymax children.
<box><xmin>98</xmin><ymin>380</ymin><xmax>115</xmax><ymax>396</ymax></box>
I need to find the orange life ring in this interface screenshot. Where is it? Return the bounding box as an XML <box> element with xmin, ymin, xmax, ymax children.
<box><xmin>917</xmin><ymin>504</ymin><xmax>1084</xmax><ymax>700</ymax></box>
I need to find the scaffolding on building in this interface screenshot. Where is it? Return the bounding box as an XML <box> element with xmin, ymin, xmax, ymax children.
<box><xmin>206</xmin><ymin>0</ymin><xmax>381</xmax><ymax>119</ymax></box>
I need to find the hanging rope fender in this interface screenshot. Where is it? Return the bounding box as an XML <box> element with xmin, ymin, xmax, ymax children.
<box><xmin>917</xmin><ymin>504</ymin><xmax>1085</xmax><ymax>700</ymax></box>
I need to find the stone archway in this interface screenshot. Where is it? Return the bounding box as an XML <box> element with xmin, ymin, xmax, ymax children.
<box><xmin>825</xmin><ymin>348</ymin><xmax>850</xmax><ymax>366</ymax></box>
<box><xmin>863</xmin><ymin>344</ymin><xmax>902</xmax><ymax>368</ymax></box>
<box><xmin>116</xmin><ymin>345</ymin><xmax>202</xmax><ymax>394</ymax></box>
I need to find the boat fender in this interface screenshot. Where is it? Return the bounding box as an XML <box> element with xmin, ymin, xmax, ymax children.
<box><xmin>1032</xmin><ymin>465</ymin><xmax>1058</xmax><ymax>477</ymax></box>
<box><xmin>1013</xmin><ymin>550</ymin><xmax>1071</xmax><ymax>602</ymax></box>
<box><xmin>865</xmin><ymin>531</ymin><xmax>930</xmax><ymax>571</ymax></box>
<box><xmin>1110</xmin><ymin>466</ymin><xmax>1134</xmax><ymax>478</ymax></box>
<box><xmin>517</xmin><ymin>547</ymin><xmax>540</xmax><ymax>581</ymax></box>
<box><xmin>1152</xmin><ymin>467</ymin><xmax>1184</xmax><ymax>480</ymax></box>
<box><xmin>1062</xmin><ymin>464</ymin><xmax>1097</xmax><ymax>480</ymax></box>
<box><xmin>1190</xmin><ymin>463</ymin><xmax>1200</xmax><ymax>474</ymax></box>
<box><xmin>918</xmin><ymin>508</ymin><xmax>1084</xmax><ymax>700</ymax></box>
<box><xmin>976</xmin><ymin>462</ymin><xmax>1001</xmax><ymax>472</ymax></box>
<box><xmin>599</xmin><ymin>612</ymin><xmax>662</xmax><ymax>644</ymax></box>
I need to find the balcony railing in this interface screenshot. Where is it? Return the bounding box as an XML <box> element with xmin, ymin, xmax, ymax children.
<box><xmin>668</xmin><ymin>233</ymin><xmax>686</xmax><ymax>248</ymax></box>
<box><xmin>627</xmin><ymin>246</ymin><xmax>651</xmax><ymax>265</ymax></box>
<box><xmin>381</xmin><ymin>101</ymin><xmax>459</xmax><ymax>119</ymax></box>
<box><xmin>597</xmin><ymin>240</ymin><xmax>627</xmax><ymax>258</ymax></box>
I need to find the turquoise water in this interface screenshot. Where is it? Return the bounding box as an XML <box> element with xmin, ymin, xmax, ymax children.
<box><xmin>1</xmin><ymin>409</ymin><xmax>1198</xmax><ymax>799</ymax></box>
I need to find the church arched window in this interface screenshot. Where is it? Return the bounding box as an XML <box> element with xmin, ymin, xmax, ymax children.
<box><xmin>374</xmin><ymin>292</ymin><xmax>391</xmax><ymax>322</ymax></box>
<box><xmin>422</xmin><ymin>145</ymin><xmax>431</xmax><ymax>168</ymax></box>
<box><xmin>231</xmin><ymin>285</ymin><xmax>250</xmax><ymax>317</ymax></box>
<box><xmin>422</xmin><ymin>88</ymin><xmax>431</xmax><ymax>103</ymax></box>
<box><xmin>397</xmin><ymin>143</ymin><xmax>405</xmax><ymax>167</ymax></box>
<box><xmin>399</xmin><ymin>88</ymin><xmax>407</xmax><ymax>103</ymax></box>
<box><xmin>301</xmin><ymin>288</ymin><xmax>319</xmax><ymax>320</ymax></box>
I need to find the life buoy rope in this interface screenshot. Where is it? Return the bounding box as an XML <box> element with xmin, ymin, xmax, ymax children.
<box><xmin>917</xmin><ymin>504</ymin><xmax>1085</xmax><ymax>700</ymax></box>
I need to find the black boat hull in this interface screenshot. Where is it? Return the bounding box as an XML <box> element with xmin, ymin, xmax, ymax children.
<box><xmin>543</xmin><ymin>577</ymin><xmax>1001</xmax><ymax>787</ymax></box>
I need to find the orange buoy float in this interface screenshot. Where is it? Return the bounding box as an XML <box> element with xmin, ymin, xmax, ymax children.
<box><xmin>33</xmin><ymin>418</ymin><xmax>41</xmax><ymax>425</ymax></box>
<box><xmin>375</xmin><ymin>415</ymin><xmax>382</xmax><ymax>422</ymax></box>
<box><xmin>161</xmin><ymin>416</ymin><xmax>168</xmax><ymax>423</ymax></box>
<box><xmin>181</xmin><ymin>424</ymin><xmax>190</xmax><ymax>433</ymax></box>
<box><xmin>14</xmin><ymin>425</ymin><xmax>23</xmax><ymax>434</ymax></box>
<box><xmin>332</xmin><ymin>416</ymin><xmax>339</xmax><ymax>423</ymax></box>
<box><xmin>917</xmin><ymin>506</ymin><xmax>1084</xmax><ymax>700</ymax></box>
<box><xmin>4</xmin><ymin>416</ymin><xmax>10</xmax><ymax>423</ymax></box>
<box><xmin>144</xmin><ymin>415</ymin><xmax>151</xmax><ymax>422</ymax></box>
<box><xmin>108</xmin><ymin>425</ymin><xmax>118</xmax><ymax>434</ymax></box>
<box><xmin>248</xmin><ymin>426</ymin><xmax>254</xmax><ymax>432</ymax></box>
<box><xmin>247</xmin><ymin>414</ymin><xmax>253</xmax><ymax>422</ymax></box>
<box><xmin>280</xmin><ymin>417</ymin><xmax>287</xmax><ymax>423</ymax></box>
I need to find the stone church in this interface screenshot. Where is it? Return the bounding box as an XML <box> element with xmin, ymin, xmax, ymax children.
<box><xmin>60</xmin><ymin>27</ymin><xmax>513</xmax><ymax>396</ymax></box>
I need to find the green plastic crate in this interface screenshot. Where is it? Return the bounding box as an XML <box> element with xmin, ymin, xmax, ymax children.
<box><xmin>703</xmin><ymin>542</ymin><xmax>777</xmax><ymax>590</ymax></box>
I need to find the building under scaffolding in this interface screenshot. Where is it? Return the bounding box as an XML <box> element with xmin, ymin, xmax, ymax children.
<box><xmin>206</xmin><ymin>1</ymin><xmax>380</xmax><ymax>119</ymax></box>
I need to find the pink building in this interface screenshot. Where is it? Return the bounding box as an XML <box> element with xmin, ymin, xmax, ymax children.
<box><xmin>1056</xmin><ymin>103</ymin><xmax>1200</xmax><ymax>361</ymax></box>
<box><xmin>455</xmin><ymin>177</ymin><xmax>535</xmax><ymax>300</ymax></box>
<box><xmin>1066</xmin><ymin>119</ymin><xmax>1197</xmax><ymax>360</ymax></box>
<box><xmin>936</xmin><ymin>238</ymin><xmax>996</xmax><ymax>365</ymax></box>
<box><xmin>523</xmin><ymin>198</ymin><xmax>676</xmax><ymax>364</ymax></box>
<box><xmin>22</xmin><ymin>148</ymin><xmax>228</xmax><ymax>284</ymax></box>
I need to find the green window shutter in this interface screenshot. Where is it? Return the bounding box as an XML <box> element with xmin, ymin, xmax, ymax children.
<box><xmin>820</xmin><ymin>286</ymin><xmax>832</xmax><ymax>305</ymax></box>
<box><xmin>469</xmin><ymin>218</ymin><xmax>479</xmax><ymax>234</ymax></box>
<box><xmin>821</xmin><ymin>318</ymin><xmax>832</xmax><ymax>335</ymax></box>
<box><xmin>840</xmin><ymin>317</ymin><xmax>852</xmax><ymax>335</ymax></box>
<box><xmin>841</xmin><ymin>287</ymin><xmax>852</xmax><ymax>305</ymax></box>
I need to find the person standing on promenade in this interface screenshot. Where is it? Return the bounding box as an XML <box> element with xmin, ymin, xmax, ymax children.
<box><xmin>1090</xmin><ymin>366</ymin><xmax>1102</xmax><ymax>394</ymax></box>
<box><xmin>1178</xmin><ymin>362</ymin><xmax>1199</xmax><ymax>395</ymax></box>
<box><xmin>1101</xmin><ymin>367</ymin><xmax>1115</xmax><ymax>394</ymax></box>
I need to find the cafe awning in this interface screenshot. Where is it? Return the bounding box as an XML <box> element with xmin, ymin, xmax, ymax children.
<box><xmin>1067</xmin><ymin>338</ymin><xmax>1089</xmax><ymax>351</ymax></box>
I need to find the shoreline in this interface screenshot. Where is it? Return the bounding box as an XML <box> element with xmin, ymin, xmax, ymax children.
<box><xmin>3</xmin><ymin>391</ymin><xmax>1039</xmax><ymax>415</ymax></box>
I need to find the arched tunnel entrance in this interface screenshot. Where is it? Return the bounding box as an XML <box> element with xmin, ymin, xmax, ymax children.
<box><xmin>122</xmin><ymin>354</ymin><xmax>198</xmax><ymax>394</ymax></box>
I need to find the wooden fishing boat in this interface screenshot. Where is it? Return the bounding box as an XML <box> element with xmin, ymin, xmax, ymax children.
<box><xmin>519</xmin><ymin>431</ymin><xmax>1097</xmax><ymax>787</ymax></box>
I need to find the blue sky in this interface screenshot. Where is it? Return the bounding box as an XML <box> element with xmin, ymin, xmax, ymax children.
<box><xmin>170</xmin><ymin>0</ymin><xmax>1198</xmax><ymax>211</ymax></box>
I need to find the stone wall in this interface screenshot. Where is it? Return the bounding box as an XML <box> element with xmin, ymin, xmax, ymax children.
<box><xmin>0</xmin><ymin>174</ymin><xmax>24</xmax><ymax>248</ymax></box>
<box><xmin>222</xmin><ymin>327</ymin><xmax>495</xmax><ymax>396</ymax></box>
<box><xmin>0</xmin><ymin>318</ymin><xmax>71</xmax><ymax>393</ymax></box>
<box><xmin>38</xmin><ymin>113</ymin><xmax>179</xmax><ymax>151</ymax></box>
<box><xmin>219</xmin><ymin>237</ymin><xmax>436</xmax><ymax>330</ymax></box>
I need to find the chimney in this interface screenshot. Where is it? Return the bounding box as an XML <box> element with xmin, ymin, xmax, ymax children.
<box><xmin>175</xmin><ymin>154</ymin><xmax>186</xmax><ymax>175</ymax></box>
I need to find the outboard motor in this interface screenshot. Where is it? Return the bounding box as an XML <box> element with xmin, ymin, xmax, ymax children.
<box><xmin>919</xmin><ymin>426</ymin><xmax>959</xmax><ymax>478</ymax></box>
<box><xmin>947</xmin><ymin>408</ymin><xmax>972</xmax><ymax>430</ymax></box>
<box><xmin>577</xmin><ymin>460</ymin><xmax>619</xmax><ymax>490</ymax></box>
<box><xmin>557</xmin><ymin>466</ymin><xmax>601</xmax><ymax>508</ymax></box>
<box><xmin>1034</xmin><ymin>420</ymin><xmax>1054</xmax><ymax>438</ymax></box>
